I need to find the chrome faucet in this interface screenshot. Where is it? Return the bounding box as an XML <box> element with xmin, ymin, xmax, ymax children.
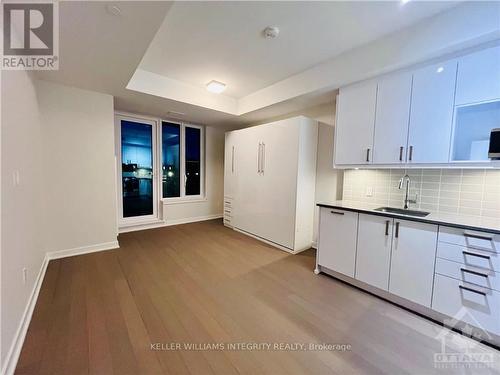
<box><xmin>398</xmin><ymin>174</ymin><xmax>417</xmax><ymax>209</ymax></box>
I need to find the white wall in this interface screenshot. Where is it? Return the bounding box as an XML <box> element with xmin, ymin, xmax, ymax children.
<box><xmin>35</xmin><ymin>80</ymin><xmax>118</xmax><ymax>253</ymax></box>
<box><xmin>162</xmin><ymin>126</ymin><xmax>224</xmax><ymax>223</ymax></box>
<box><xmin>1</xmin><ymin>79</ymin><xmax>118</xmax><ymax>373</ymax></box>
<box><xmin>1</xmin><ymin>70</ymin><xmax>45</xmax><ymax>369</ymax></box>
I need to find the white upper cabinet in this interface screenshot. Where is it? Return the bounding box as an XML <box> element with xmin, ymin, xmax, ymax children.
<box><xmin>372</xmin><ymin>73</ymin><xmax>412</xmax><ymax>164</ymax></box>
<box><xmin>335</xmin><ymin>80</ymin><xmax>377</xmax><ymax>165</ymax></box>
<box><xmin>407</xmin><ymin>60</ymin><xmax>457</xmax><ymax>164</ymax></box>
<box><xmin>455</xmin><ymin>45</ymin><xmax>500</xmax><ymax>106</ymax></box>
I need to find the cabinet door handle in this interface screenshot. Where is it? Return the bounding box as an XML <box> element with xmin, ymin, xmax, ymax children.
<box><xmin>459</xmin><ymin>285</ymin><xmax>486</xmax><ymax>296</ymax></box>
<box><xmin>463</xmin><ymin>232</ymin><xmax>493</xmax><ymax>241</ymax></box>
<box><xmin>460</xmin><ymin>268</ymin><xmax>489</xmax><ymax>278</ymax></box>
<box><xmin>262</xmin><ymin>142</ymin><xmax>266</xmax><ymax>174</ymax></box>
<box><xmin>395</xmin><ymin>222</ymin><xmax>400</xmax><ymax>238</ymax></box>
<box><xmin>330</xmin><ymin>210</ymin><xmax>345</xmax><ymax>215</ymax></box>
<box><xmin>385</xmin><ymin>220</ymin><xmax>390</xmax><ymax>236</ymax></box>
<box><xmin>399</xmin><ymin>146</ymin><xmax>404</xmax><ymax>162</ymax></box>
<box><xmin>231</xmin><ymin>146</ymin><xmax>235</xmax><ymax>173</ymax></box>
<box><xmin>409</xmin><ymin>145</ymin><xmax>413</xmax><ymax>161</ymax></box>
<box><xmin>462</xmin><ymin>250</ymin><xmax>491</xmax><ymax>260</ymax></box>
<box><xmin>257</xmin><ymin>143</ymin><xmax>262</xmax><ymax>173</ymax></box>
<box><xmin>366</xmin><ymin>148</ymin><xmax>371</xmax><ymax>162</ymax></box>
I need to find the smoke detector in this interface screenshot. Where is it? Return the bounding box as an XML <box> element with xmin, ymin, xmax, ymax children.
<box><xmin>263</xmin><ymin>26</ymin><xmax>279</xmax><ymax>39</ymax></box>
<box><xmin>106</xmin><ymin>4</ymin><xmax>122</xmax><ymax>17</ymax></box>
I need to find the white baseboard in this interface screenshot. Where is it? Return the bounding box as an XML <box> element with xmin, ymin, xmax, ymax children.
<box><xmin>119</xmin><ymin>214</ymin><xmax>223</xmax><ymax>233</ymax></box>
<box><xmin>311</xmin><ymin>241</ymin><xmax>318</xmax><ymax>249</ymax></box>
<box><xmin>164</xmin><ymin>214</ymin><xmax>222</xmax><ymax>226</ymax></box>
<box><xmin>2</xmin><ymin>240</ymin><xmax>119</xmax><ymax>375</ymax></box>
<box><xmin>47</xmin><ymin>240</ymin><xmax>120</xmax><ymax>260</ymax></box>
<box><xmin>1</xmin><ymin>254</ymin><xmax>49</xmax><ymax>375</ymax></box>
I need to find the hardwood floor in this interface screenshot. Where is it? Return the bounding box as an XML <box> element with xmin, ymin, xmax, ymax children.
<box><xmin>16</xmin><ymin>220</ymin><xmax>500</xmax><ymax>374</ymax></box>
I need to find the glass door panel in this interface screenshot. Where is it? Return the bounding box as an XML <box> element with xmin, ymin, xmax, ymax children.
<box><xmin>162</xmin><ymin>122</ymin><xmax>181</xmax><ymax>198</ymax></box>
<box><xmin>185</xmin><ymin>126</ymin><xmax>201</xmax><ymax>195</ymax></box>
<box><xmin>120</xmin><ymin>119</ymin><xmax>155</xmax><ymax>218</ymax></box>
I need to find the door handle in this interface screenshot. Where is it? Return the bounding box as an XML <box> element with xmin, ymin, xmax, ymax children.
<box><xmin>463</xmin><ymin>232</ymin><xmax>493</xmax><ymax>241</ymax></box>
<box><xmin>330</xmin><ymin>211</ymin><xmax>345</xmax><ymax>215</ymax></box>
<box><xmin>462</xmin><ymin>250</ymin><xmax>491</xmax><ymax>260</ymax></box>
<box><xmin>385</xmin><ymin>220</ymin><xmax>390</xmax><ymax>236</ymax></box>
<box><xmin>366</xmin><ymin>148</ymin><xmax>371</xmax><ymax>162</ymax></box>
<box><xmin>459</xmin><ymin>285</ymin><xmax>486</xmax><ymax>296</ymax></box>
<box><xmin>409</xmin><ymin>145</ymin><xmax>413</xmax><ymax>161</ymax></box>
<box><xmin>460</xmin><ymin>268</ymin><xmax>489</xmax><ymax>278</ymax></box>
<box><xmin>262</xmin><ymin>142</ymin><xmax>266</xmax><ymax>174</ymax></box>
<box><xmin>231</xmin><ymin>146</ymin><xmax>235</xmax><ymax>173</ymax></box>
<box><xmin>257</xmin><ymin>143</ymin><xmax>262</xmax><ymax>173</ymax></box>
<box><xmin>399</xmin><ymin>146</ymin><xmax>404</xmax><ymax>162</ymax></box>
<box><xmin>395</xmin><ymin>222</ymin><xmax>400</xmax><ymax>238</ymax></box>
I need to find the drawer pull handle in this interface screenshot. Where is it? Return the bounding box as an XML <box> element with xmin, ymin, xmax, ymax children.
<box><xmin>460</xmin><ymin>268</ymin><xmax>489</xmax><ymax>278</ymax></box>
<box><xmin>385</xmin><ymin>220</ymin><xmax>390</xmax><ymax>236</ymax></box>
<box><xmin>395</xmin><ymin>222</ymin><xmax>400</xmax><ymax>238</ymax></box>
<box><xmin>463</xmin><ymin>233</ymin><xmax>493</xmax><ymax>241</ymax></box>
<box><xmin>330</xmin><ymin>211</ymin><xmax>345</xmax><ymax>215</ymax></box>
<box><xmin>459</xmin><ymin>285</ymin><xmax>487</xmax><ymax>296</ymax></box>
<box><xmin>462</xmin><ymin>250</ymin><xmax>490</xmax><ymax>260</ymax></box>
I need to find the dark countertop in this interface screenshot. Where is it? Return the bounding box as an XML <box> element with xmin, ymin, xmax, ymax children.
<box><xmin>317</xmin><ymin>200</ymin><xmax>500</xmax><ymax>235</ymax></box>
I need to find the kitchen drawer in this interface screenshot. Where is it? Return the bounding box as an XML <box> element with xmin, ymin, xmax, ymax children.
<box><xmin>437</xmin><ymin>242</ymin><xmax>500</xmax><ymax>273</ymax></box>
<box><xmin>432</xmin><ymin>273</ymin><xmax>500</xmax><ymax>335</ymax></box>
<box><xmin>435</xmin><ymin>258</ymin><xmax>500</xmax><ymax>292</ymax></box>
<box><xmin>438</xmin><ymin>226</ymin><xmax>500</xmax><ymax>253</ymax></box>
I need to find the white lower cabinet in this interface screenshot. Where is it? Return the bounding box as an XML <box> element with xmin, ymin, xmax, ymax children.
<box><xmin>388</xmin><ymin>219</ymin><xmax>438</xmax><ymax>307</ymax></box>
<box><xmin>355</xmin><ymin>214</ymin><xmax>393</xmax><ymax>290</ymax></box>
<box><xmin>317</xmin><ymin>208</ymin><xmax>358</xmax><ymax>277</ymax></box>
<box><xmin>432</xmin><ymin>274</ymin><xmax>500</xmax><ymax>336</ymax></box>
<box><xmin>317</xmin><ymin>208</ymin><xmax>500</xmax><ymax>345</ymax></box>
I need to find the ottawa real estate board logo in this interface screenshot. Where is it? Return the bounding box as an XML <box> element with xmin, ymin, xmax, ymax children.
<box><xmin>2</xmin><ymin>1</ymin><xmax>59</xmax><ymax>70</ymax></box>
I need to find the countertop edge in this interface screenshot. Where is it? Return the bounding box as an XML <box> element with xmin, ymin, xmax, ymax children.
<box><xmin>317</xmin><ymin>203</ymin><xmax>500</xmax><ymax>235</ymax></box>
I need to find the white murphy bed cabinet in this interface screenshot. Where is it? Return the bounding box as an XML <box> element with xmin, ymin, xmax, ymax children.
<box><xmin>316</xmin><ymin>206</ymin><xmax>500</xmax><ymax>345</ymax></box>
<box><xmin>334</xmin><ymin>44</ymin><xmax>500</xmax><ymax>167</ymax></box>
<box><xmin>223</xmin><ymin>116</ymin><xmax>318</xmax><ymax>253</ymax></box>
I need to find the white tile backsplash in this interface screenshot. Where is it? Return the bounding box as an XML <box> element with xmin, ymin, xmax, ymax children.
<box><xmin>342</xmin><ymin>169</ymin><xmax>500</xmax><ymax>218</ymax></box>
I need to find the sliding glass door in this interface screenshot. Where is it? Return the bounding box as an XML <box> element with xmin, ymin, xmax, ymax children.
<box><xmin>116</xmin><ymin>115</ymin><xmax>158</xmax><ymax>224</ymax></box>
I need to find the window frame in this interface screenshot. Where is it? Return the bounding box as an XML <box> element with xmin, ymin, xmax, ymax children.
<box><xmin>160</xmin><ymin>120</ymin><xmax>205</xmax><ymax>203</ymax></box>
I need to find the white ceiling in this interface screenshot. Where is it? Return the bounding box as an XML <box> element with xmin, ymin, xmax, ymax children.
<box><xmin>34</xmin><ymin>1</ymin><xmax>500</xmax><ymax>129</ymax></box>
<box><xmin>140</xmin><ymin>1</ymin><xmax>458</xmax><ymax>99</ymax></box>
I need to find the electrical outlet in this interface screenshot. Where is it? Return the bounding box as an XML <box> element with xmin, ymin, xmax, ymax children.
<box><xmin>366</xmin><ymin>186</ymin><xmax>373</xmax><ymax>197</ymax></box>
<box><xmin>22</xmin><ymin>268</ymin><xmax>27</xmax><ymax>284</ymax></box>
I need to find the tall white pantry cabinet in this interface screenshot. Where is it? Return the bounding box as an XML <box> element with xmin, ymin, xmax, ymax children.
<box><xmin>224</xmin><ymin>116</ymin><xmax>318</xmax><ymax>253</ymax></box>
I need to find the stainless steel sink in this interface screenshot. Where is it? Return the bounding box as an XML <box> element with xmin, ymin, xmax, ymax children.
<box><xmin>374</xmin><ymin>207</ymin><xmax>430</xmax><ymax>217</ymax></box>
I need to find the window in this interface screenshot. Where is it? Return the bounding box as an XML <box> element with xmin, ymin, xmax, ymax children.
<box><xmin>161</xmin><ymin>121</ymin><xmax>203</xmax><ymax>199</ymax></box>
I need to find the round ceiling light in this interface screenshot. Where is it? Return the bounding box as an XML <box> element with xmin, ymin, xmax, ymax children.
<box><xmin>263</xmin><ymin>26</ymin><xmax>279</xmax><ymax>39</ymax></box>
